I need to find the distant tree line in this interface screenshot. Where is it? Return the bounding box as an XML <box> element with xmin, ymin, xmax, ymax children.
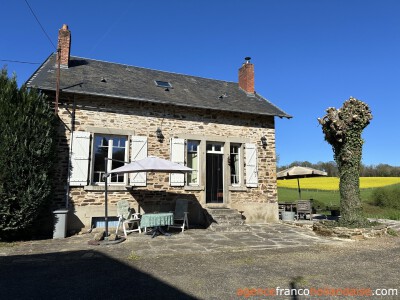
<box><xmin>277</xmin><ymin>161</ymin><xmax>400</xmax><ymax>177</ymax></box>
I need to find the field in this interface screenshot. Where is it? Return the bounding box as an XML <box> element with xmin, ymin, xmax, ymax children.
<box><xmin>277</xmin><ymin>177</ymin><xmax>400</xmax><ymax>190</ymax></box>
<box><xmin>277</xmin><ymin>177</ymin><xmax>400</xmax><ymax>220</ymax></box>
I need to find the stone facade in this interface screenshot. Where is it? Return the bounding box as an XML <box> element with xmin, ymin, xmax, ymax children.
<box><xmin>52</xmin><ymin>93</ymin><xmax>279</xmax><ymax>232</ymax></box>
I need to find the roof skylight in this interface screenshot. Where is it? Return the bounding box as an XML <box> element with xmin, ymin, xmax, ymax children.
<box><xmin>155</xmin><ymin>80</ymin><xmax>172</xmax><ymax>88</ymax></box>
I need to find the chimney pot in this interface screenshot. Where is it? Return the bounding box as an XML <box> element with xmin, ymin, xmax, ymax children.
<box><xmin>238</xmin><ymin>57</ymin><xmax>254</xmax><ymax>93</ymax></box>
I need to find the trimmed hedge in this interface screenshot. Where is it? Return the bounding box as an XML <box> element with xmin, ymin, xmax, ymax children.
<box><xmin>0</xmin><ymin>68</ymin><xmax>57</xmax><ymax>241</ymax></box>
<box><xmin>370</xmin><ymin>184</ymin><xmax>400</xmax><ymax>210</ymax></box>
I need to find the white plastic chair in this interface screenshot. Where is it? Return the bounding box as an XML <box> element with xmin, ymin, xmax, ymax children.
<box><xmin>169</xmin><ymin>199</ymin><xmax>189</xmax><ymax>232</ymax></box>
<box><xmin>115</xmin><ymin>200</ymin><xmax>141</xmax><ymax>237</ymax></box>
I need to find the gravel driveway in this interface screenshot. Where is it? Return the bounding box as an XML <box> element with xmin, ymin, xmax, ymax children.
<box><xmin>1</xmin><ymin>224</ymin><xmax>399</xmax><ymax>299</ymax></box>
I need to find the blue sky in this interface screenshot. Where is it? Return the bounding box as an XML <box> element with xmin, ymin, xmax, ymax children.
<box><xmin>2</xmin><ymin>0</ymin><xmax>399</xmax><ymax>166</ymax></box>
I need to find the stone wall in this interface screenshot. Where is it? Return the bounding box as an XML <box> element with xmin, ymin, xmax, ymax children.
<box><xmin>313</xmin><ymin>222</ymin><xmax>388</xmax><ymax>240</ymax></box>
<box><xmin>54</xmin><ymin>93</ymin><xmax>279</xmax><ymax>231</ymax></box>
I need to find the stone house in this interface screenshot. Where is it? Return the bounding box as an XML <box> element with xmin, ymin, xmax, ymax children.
<box><xmin>27</xmin><ymin>24</ymin><xmax>291</xmax><ymax>232</ymax></box>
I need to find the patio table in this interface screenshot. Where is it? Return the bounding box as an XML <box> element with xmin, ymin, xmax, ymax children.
<box><xmin>140</xmin><ymin>212</ymin><xmax>174</xmax><ymax>238</ymax></box>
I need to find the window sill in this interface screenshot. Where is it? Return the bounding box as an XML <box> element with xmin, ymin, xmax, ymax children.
<box><xmin>184</xmin><ymin>186</ymin><xmax>204</xmax><ymax>191</ymax></box>
<box><xmin>84</xmin><ymin>185</ymin><xmax>130</xmax><ymax>192</ymax></box>
<box><xmin>228</xmin><ymin>186</ymin><xmax>247</xmax><ymax>192</ymax></box>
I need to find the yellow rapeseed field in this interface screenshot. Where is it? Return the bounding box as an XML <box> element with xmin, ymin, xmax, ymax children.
<box><xmin>277</xmin><ymin>177</ymin><xmax>400</xmax><ymax>191</ymax></box>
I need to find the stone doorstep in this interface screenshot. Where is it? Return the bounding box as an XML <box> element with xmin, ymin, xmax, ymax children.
<box><xmin>209</xmin><ymin>212</ymin><xmax>249</xmax><ymax>232</ymax></box>
<box><xmin>209</xmin><ymin>225</ymin><xmax>252</xmax><ymax>232</ymax></box>
<box><xmin>205</xmin><ymin>210</ymin><xmax>243</xmax><ymax>223</ymax></box>
<box><xmin>208</xmin><ymin>220</ymin><xmax>245</xmax><ymax>229</ymax></box>
<box><xmin>206</xmin><ymin>208</ymin><xmax>240</xmax><ymax>215</ymax></box>
<box><xmin>205</xmin><ymin>208</ymin><xmax>248</xmax><ymax>232</ymax></box>
<box><xmin>211</xmin><ymin>218</ymin><xmax>244</xmax><ymax>226</ymax></box>
<box><xmin>212</xmin><ymin>213</ymin><xmax>243</xmax><ymax>219</ymax></box>
<box><xmin>206</xmin><ymin>207</ymin><xmax>243</xmax><ymax>217</ymax></box>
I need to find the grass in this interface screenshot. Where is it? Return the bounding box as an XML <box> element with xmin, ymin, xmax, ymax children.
<box><xmin>127</xmin><ymin>250</ymin><xmax>140</xmax><ymax>261</ymax></box>
<box><xmin>0</xmin><ymin>242</ymin><xmax>16</xmax><ymax>248</ymax></box>
<box><xmin>277</xmin><ymin>179</ymin><xmax>400</xmax><ymax>220</ymax></box>
<box><xmin>387</xmin><ymin>228</ymin><xmax>399</xmax><ymax>237</ymax></box>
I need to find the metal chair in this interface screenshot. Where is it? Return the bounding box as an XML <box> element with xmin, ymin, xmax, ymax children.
<box><xmin>115</xmin><ymin>200</ymin><xmax>141</xmax><ymax>237</ymax></box>
<box><xmin>169</xmin><ymin>199</ymin><xmax>189</xmax><ymax>232</ymax></box>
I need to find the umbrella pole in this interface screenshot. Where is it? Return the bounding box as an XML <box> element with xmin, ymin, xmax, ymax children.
<box><xmin>104</xmin><ymin>158</ymin><xmax>109</xmax><ymax>240</ymax></box>
<box><xmin>297</xmin><ymin>178</ymin><xmax>301</xmax><ymax>199</ymax></box>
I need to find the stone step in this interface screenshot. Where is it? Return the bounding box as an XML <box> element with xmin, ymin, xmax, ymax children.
<box><xmin>206</xmin><ymin>208</ymin><xmax>241</xmax><ymax>215</ymax></box>
<box><xmin>205</xmin><ymin>208</ymin><xmax>247</xmax><ymax>232</ymax></box>
<box><xmin>211</xmin><ymin>214</ymin><xmax>243</xmax><ymax>221</ymax></box>
<box><xmin>212</xmin><ymin>219</ymin><xmax>244</xmax><ymax>225</ymax></box>
<box><xmin>207</xmin><ymin>213</ymin><xmax>243</xmax><ymax>225</ymax></box>
<box><xmin>210</xmin><ymin>224</ymin><xmax>251</xmax><ymax>232</ymax></box>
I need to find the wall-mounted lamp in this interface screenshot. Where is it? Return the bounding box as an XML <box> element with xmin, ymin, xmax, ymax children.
<box><xmin>156</xmin><ymin>128</ymin><xmax>164</xmax><ymax>143</ymax></box>
<box><xmin>261</xmin><ymin>135</ymin><xmax>267</xmax><ymax>148</ymax></box>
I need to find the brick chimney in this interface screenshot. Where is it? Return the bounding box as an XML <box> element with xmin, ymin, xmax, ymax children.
<box><xmin>238</xmin><ymin>57</ymin><xmax>254</xmax><ymax>93</ymax></box>
<box><xmin>56</xmin><ymin>24</ymin><xmax>71</xmax><ymax>68</ymax></box>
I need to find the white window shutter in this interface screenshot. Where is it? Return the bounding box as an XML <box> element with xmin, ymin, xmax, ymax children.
<box><xmin>170</xmin><ymin>138</ymin><xmax>185</xmax><ymax>186</ymax></box>
<box><xmin>70</xmin><ymin>131</ymin><xmax>91</xmax><ymax>186</ymax></box>
<box><xmin>130</xmin><ymin>136</ymin><xmax>147</xmax><ymax>186</ymax></box>
<box><xmin>245</xmin><ymin>143</ymin><xmax>258</xmax><ymax>187</ymax></box>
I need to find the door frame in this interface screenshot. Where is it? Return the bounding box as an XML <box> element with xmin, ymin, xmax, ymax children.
<box><xmin>205</xmin><ymin>142</ymin><xmax>224</xmax><ymax>204</ymax></box>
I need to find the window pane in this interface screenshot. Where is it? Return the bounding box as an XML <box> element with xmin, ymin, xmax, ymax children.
<box><xmin>93</xmin><ymin>136</ymin><xmax>109</xmax><ymax>182</ymax></box>
<box><xmin>187</xmin><ymin>140</ymin><xmax>199</xmax><ymax>185</ymax></box>
<box><xmin>187</xmin><ymin>153</ymin><xmax>198</xmax><ymax>184</ymax></box>
<box><xmin>188</xmin><ymin>141</ymin><xmax>198</xmax><ymax>152</ymax></box>
<box><xmin>111</xmin><ymin>137</ymin><xmax>127</xmax><ymax>183</ymax></box>
<box><xmin>231</xmin><ymin>145</ymin><xmax>239</xmax><ymax>154</ymax></box>
<box><xmin>230</xmin><ymin>144</ymin><xmax>240</xmax><ymax>185</ymax></box>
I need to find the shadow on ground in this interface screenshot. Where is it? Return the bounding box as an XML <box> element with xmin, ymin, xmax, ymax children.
<box><xmin>0</xmin><ymin>250</ymin><xmax>197</xmax><ymax>300</ymax></box>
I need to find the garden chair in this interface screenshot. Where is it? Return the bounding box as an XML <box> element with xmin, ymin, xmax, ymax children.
<box><xmin>296</xmin><ymin>200</ymin><xmax>313</xmax><ymax>220</ymax></box>
<box><xmin>168</xmin><ymin>199</ymin><xmax>189</xmax><ymax>232</ymax></box>
<box><xmin>115</xmin><ymin>200</ymin><xmax>141</xmax><ymax>237</ymax></box>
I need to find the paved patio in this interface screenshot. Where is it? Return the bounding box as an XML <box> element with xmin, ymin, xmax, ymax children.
<box><xmin>0</xmin><ymin>222</ymin><xmax>343</xmax><ymax>259</ymax></box>
<box><xmin>2</xmin><ymin>219</ymin><xmax>399</xmax><ymax>259</ymax></box>
<box><xmin>124</xmin><ymin>222</ymin><xmax>343</xmax><ymax>256</ymax></box>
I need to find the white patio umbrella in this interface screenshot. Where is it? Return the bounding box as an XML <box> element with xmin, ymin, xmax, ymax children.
<box><xmin>103</xmin><ymin>156</ymin><xmax>192</xmax><ymax>239</ymax></box>
<box><xmin>276</xmin><ymin>166</ymin><xmax>327</xmax><ymax>199</ymax></box>
<box><xmin>108</xmin><ymin>156</ymin><xmax>193</xmax><ymax>174</ymax></box>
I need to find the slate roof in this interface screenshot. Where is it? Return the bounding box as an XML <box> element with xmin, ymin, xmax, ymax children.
<box><xmin>27</xmin><ymin>54</ymin><xmax>291</xmax><ymax>118</ymax></box>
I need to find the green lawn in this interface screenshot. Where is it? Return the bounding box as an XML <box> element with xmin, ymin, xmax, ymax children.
<box><xmin>278</xmin><ymin>187</ymin><xmax>400</xmax><ymax>220</ymax></box>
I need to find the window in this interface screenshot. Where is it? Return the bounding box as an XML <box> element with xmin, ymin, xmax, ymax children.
<box><xmin>155</xmin><ymin>80</ymin><xmax>172</xmax><ymax>88</ymax></box>
<box><xmin>206</xmin><ymin>143</ymin><xmax>223</xmax><ymax>153</ymax></box>
<box><xmin>93</xmin><ymin>134</ymin><xmax>128</xmax><ymax>183</ymax></box>
<box><xmin>230</xmin><ymin>144</ymin><xmax>241</xmax><ymax>185</ymax></box>
<box><xmin>187</xmin><ymin>140</ymin><xmax>199</xmax><ymax>185</ymax></box>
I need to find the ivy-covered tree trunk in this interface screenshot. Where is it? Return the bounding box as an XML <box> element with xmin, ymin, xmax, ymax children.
<box><xmin>318</xmin><ymin>97</ymin><xmax>372</xmax><ymax>225</ymax></box>
<box><xmin>0</xmin><ymin>68</ymin><xmax>57</xmax><ymax>240</ymax></box>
